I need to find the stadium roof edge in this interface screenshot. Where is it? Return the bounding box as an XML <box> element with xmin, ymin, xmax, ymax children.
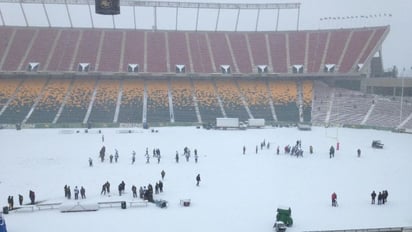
<box><xmin>0</xmin><ymin>0</ymin><xmax>301</xmax><ymax>9</ymax></box>
<box><xmin>0</xmin><ymin>24</ymin><xmax>390</xmax><ymax>33</ymax></box>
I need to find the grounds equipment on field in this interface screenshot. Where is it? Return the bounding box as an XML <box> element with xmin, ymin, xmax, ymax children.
<box><xmin>276</xmin><ymin>207</ymin><xmax>293</xmax><ymax>227</ymax></box>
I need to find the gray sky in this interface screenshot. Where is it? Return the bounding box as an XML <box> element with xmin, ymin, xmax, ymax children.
<box><xmin>1</xmin><ymin>0</ymin><xmax>411</xmax><ymax>74</ymax></box>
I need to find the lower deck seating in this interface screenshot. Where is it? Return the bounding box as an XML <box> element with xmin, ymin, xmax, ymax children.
<box><xmin>269</xmin><ymin>80</ymin><xmax>299</xmax><ymax>122</ymax></box>
<box><xmin>1</xmin><ymin>76</ymin><xmax>409</xmax><ymax>130</ymax></box>
<box><xmin>27</xmin><ymin>78</ymin><xmax>72</xmax><ymax>123</ymax></box>
<box><xmin>170</xmin><ymin>79</ymin><xmax>197</xmax><ymax>123</ymax></box>
<box><xmin>57</xmin><ymin>78</ymin><xmax>96</xmax><ymax>123</ymax></box>
<box><xmin>214</xmin><ymin>79</ymin><xmax>249</xmax><ymax>121</ymax></box>
<box><xmin>88</xmin><ymin>79</ymin><xmax>119</xmax><ymax>123</ymax></box>
<box><xmin>118</xmin><ymin>79</ymin><xmax>144</xmax><ymax>124</ymax></box>
<box><xmin>0</xmin><ymin>77</ymin><xmax>47</xmax><ymax>124</ymax></box>
<box><xmin>237</xmin><ymin>79</ymin><xmax>273</xmax><ymax>121</ymax></box>
<box><xmin>0</xmin><ymin>78</ymin><xmax>22</xmax><ymax>110</ymax></box>
<box><xmin>145</xmin><ymin>79</ymin><xmax>170</xmax><ymax>123</ymax></box>
<box><xmin>365</xmin><ymin>97</ymin><xmax>412</xmax><ymax>129</ymax></box>
<box><xmin>192</xmin><ymin>79</ymin><xmax>223</xmax><ymax>123</ymax></box>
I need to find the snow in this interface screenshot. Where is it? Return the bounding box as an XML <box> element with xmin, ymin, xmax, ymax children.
<box><xmin>1</xmin><ymin>126</ymin><xmax>412</xmax><ymax>232</ymax></box>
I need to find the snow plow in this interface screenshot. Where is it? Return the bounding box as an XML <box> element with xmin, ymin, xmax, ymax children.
<box><xmin>274</xmin><ymin>207</ymin><xmax>293</xmax><ymax>230</ymax></box>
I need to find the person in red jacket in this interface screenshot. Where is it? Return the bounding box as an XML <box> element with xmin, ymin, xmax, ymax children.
<box><xmin>331</xmin><ymin>192</ymin><xmax>338</xmax><ymax>207</ymax></box>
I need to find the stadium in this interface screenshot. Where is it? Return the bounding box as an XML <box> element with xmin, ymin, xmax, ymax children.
<box><xmin>1</xmin><ymin>1</ymin><xmax>412</xmax><ymax>232</ymax></box>
<box><xmin>0</xmin><ymin>0</ymin><xmax>411</xmax><ymax>131</ymax></box>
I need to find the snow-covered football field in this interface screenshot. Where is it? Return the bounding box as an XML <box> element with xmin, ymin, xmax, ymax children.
<box><xmin>0</xmin><ymin>126</ymin><xmax>411</xmax><ymax>232</ymax></box>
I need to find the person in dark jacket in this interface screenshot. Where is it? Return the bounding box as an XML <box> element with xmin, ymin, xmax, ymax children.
<box><xmin>161</xmin><ymin>170</ymin><xmax>166</xmax><ymax>180</ymax></box>
<box><xmin>331</xmin><ymin>192</ymin><xmax>337</xmax><ymax>207</ymax></box>
<box><xmin>371</xmin><ymin>190</ymin><xmax>376</xmax><ymax>204</ymax></box>
<box><xmin>131</xmin><ymin>185</ymin><xmax>137</xmax><ymax>198</ymax></box>
<box><xmin>29</xmin><ymin>190</ymin><xmax>35</xmax><ymax>204</ymax></box>
<box><xmin>329</xmin><ymin>146</ymin><xmax>335</xmax><ymax>158</ymax></box>
<box><xmin>196</xmin><ymin>174</ymin><xmax>201</xmax><ymax>186</ymax></box>
<box><xmin>80</xmin><ymin>186</ymin><xmax>86</xmax><ymax>199</ymax></box>
<box><xmin>7</xmin><ymin>196</ymin><xmax>13</xmax><ymax>210</ymax></box>
<box><xmin>18</xmin><ymin>194</ymin><xmax>23</xmax><ymax>205</ymax></box>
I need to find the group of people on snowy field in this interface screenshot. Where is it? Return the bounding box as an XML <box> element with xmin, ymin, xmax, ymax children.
<box><xmin>371</xmin><ymin>190</ymin><xmax>388</xmax><ymax>205</ymax></box>
<box><xmin>330</xmin><ymin>190</ymin><xmax>389</xmax><ymax>207</ymax></box>
<box><xmin>243</xmin><ymin>139</ymin><xmax>314</xmax><ymax>157</ymax></box>
<box><xmin>138</xmin><ymin>182</ymin><xmax>164</xmax><ymax>203</ymax></box>
<box><xmin>176</xmin><ymin>147</ymin><xmax>198</xmax><ymax>163</ymax></box>
<box><xmin>6</xmin><ymin>192</ymin><xmax>32</xmax><ymax>210</ymax></box>
<box><xmin>64</xmin><ymin>185</ymin><xmax>86</xmax><ymax>200</ymax></box>
<box><xmin>109</xmin><ymin>150</ymin><xmax>119</xmax><ymax>163</ymax></box>
<box><xmin>93</xmin><ymin>144</ymin><xmax>200</xmax><ymax>166</ymax></box>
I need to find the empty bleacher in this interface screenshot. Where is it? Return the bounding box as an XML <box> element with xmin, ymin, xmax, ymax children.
<box><xmin>307</xmin><ymin>31</ymin><xmax>328</xmax><ymax>73</ymax></box>
<box><xmin>0</xmin><ymin>27</ymin><xmax>15</xmax><ymax>68</ymax></box>
<box><xmin>88</xmin><ymin>79</ymin><xmax>120</xmax><ymax>123</ymax></box>
<box><xmin>311</xmin><ymin>81</ymin><xmax>334</xmax><ymax>124</ymax></box>
<box><xmin>214</xmin><ymin>79</ymin><xmax>249</xmax><ymax>121</ymax></box>
<box><xmin>168</xmin><ymin>31</ymin><xmax>190</xmax><ymax>73</ymax></box>
<box><xmin>324</xmin><ymin>30</ymin><xmax>350</xmax><ymax>68</ymax></box>
<box><xmin>27</xmin><ymin>78</ymin><xmax>72</xmax><ymax>123</ymax></box>
<box><xmin>187</xmin><ymin>32</ymin><xmax>214</xmax><ymax>73</ymax></box>
<box><xmin>0</xmin><ymin>26</ymin><xmax>388</xmax><ymax>75</ymax></box>
<box><xmin>288</xmin><ymin>31</ymin><xmax>306</xmax><ymax>67</ymax></box>
<box><xmin>268</xmin><ymin>33</ymin><xmax>288</xmax><ymax>73</ymax></box>
<box><xmin>170</xmin><ymin>79</ymin><xmax>197</xmax><ymax>123</ymax></box>
<box><xmin>145</xmin><ymin>79</ymin><xmax>170</xmax><ymax>123</ymax></box>
<box><xmin>123</xmin><ymin>31</ymin><xmax>145</xmax><ymax>72</ymax></box>
<box><xmin>0</xmin><ymin>77</ymin><xmax>47</xmax><ymax>124</ymax></box>
<box><xmin>192</xmin><ymin>79</ymin><xmax>222</xmax><ymax>123</ymax></box>
<box><xmin>208</xmin><ymin>32</ymin><xmax>234</xmax><ymax>72</ymax></box>
<box><xmin>227</xmin><ymin>33</ymin><xmax>252</xmax><ymax>73</ymax></box>
<box><xmin>98</xmin><ymin>31</ymin><xmax>123</xmax><ymax>72</ymax></box>
<box><xmin>268</xmin><ymin>80</ymin><xmax>299</xmax><ymax>122</ymax></box>
<box><xmin>57</xmin><ymin>78</ymin><xmax>96</xmax><ymax>123</ymax></box>
<box><xmin>74</xmin><ymin>30</ymin><xmax>101</xmax><ymax>72</ymax></box>
<box><xmin>47</xmin><ymin>29</ymin><xmax>80</xmax><ymax>71</ymax></box>
<box><xmin>339</xmin><ymin>29</ymin><xmax>374</xmax><ymax>73</ymax></box>
<box><xmin>22</xmin><ymin>28</ymin><xmax>58</xmax><ymax>72</ymax></box>
<box><xmin>117</xmin><ymin>79</ymin><xmax>144</xmax><ymax>124</ymax></box>
<box><xmin>146</xmin><ymin>32</ymin><xmax>168</xmax><ymax>73</ymax></box>
<box><xmin>328</xmin><ymin>88</ymin><xmax>374</xmax><ymax>125</ymax></box>
<box><xmin>247</xmin><ymin>33</ymin><xmax>269</xmax><ymax>70</ymax></box>
<box><xmin>237</xmin><ymin>79</ymin><xmax>273</xmax><ymax>121</ymax></box>
<box><xmin>0</xmin><ymin>78</ymin><xmax>22</xmax><ymax>111</ymax></box>
<box><xmin>358</xmin><ymin>27</ymin><xmax>387</xmax><ymax>64</ymax></box>
<box><xmin>365</xmin><ymin>97</ymin><xmax>412</xmax><ymax>129</ymax></box>
<box><xmin>301</xmin><ymin>80</ymin><xmax>313</xmax><ymax>122</ymax></box>
<box><xmin>2</xmin><ymin>28</ymin><xmax>37</xmax><ymax>71</ymax></box>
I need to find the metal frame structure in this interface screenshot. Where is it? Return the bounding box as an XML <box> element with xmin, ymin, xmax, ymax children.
<box><xmin>0</xmin><ymin>0</ymin><xmax>301</xmax><ymax>31</ymax></box>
